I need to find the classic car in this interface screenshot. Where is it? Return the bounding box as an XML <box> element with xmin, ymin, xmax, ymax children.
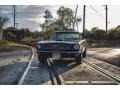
<box><xmin>36</xmin><ymin>30</ymin><xmax>87</xmax><ymax>64</ymax></box>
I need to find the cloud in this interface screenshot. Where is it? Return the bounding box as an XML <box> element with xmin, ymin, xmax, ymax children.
<box><xmin>3</xmin><ymin>5</ymin><xmax>120</xmax><ymax>32</ymax></box>
<box><xmin>1</xmin><ymin>5</ymin><xmax>79</xmax><ymax>31</ymax></box>
<box><xmin>0</xmin><ymin>5</ymin><xmax>56</xmax><ymax>31</ymax></box>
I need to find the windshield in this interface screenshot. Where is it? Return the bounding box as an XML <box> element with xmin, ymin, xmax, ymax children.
<box><xmin>50</xmin><ymin>32</ymin><xmax>81</xmax><ymax>42</ymax></box>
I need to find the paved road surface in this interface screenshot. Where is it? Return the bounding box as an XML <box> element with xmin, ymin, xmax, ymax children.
<box><xmin>0</xmin><ymin>49</ymin><xmax>31</xmax><ymax>84</ymax></box>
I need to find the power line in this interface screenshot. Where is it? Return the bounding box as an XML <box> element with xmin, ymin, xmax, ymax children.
<box><xmin>89</xmin><ymin>5</ymin><xmax>104</xmax><ymax>18</ymax></box>
<box><xmin>89</xmin><ymin>5</ymin><xmax>105</xmax><ymax>19</ymax></box>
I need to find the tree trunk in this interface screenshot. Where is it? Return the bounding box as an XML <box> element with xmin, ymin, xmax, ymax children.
<box><xmin>0</xmin><ymin>29</ymin><xmax>3</xmax><ymax>40</ymax></box>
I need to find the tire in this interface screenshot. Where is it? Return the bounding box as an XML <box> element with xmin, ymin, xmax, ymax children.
<box><xmin>38</xmin><ymin>54</ymin><xmax>47</xmax><ymax>64</ymax></box>
<box><xmin>83</xmin><ymin>49</ymin><xmax>87</xmax><ymax>58</ymax></box>
<box><xmin>75</xmin><ymin>53</ymin><xmax>82</xmax><ymax>64</ymax></box>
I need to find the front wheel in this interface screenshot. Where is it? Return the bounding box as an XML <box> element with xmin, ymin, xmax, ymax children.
<box><xmin>83</xmin><ymin>49</ymin><xmax>87</xmax><ymax>58</ymax></box>
<box><xmin>75</xmin><ymin>54</ymin><xmax>82</xmax><ymax>64</ymax></box>
<box><xmin>38</xmin><ymin>54</ymin><xmax>47</xmax><ymax>64</ymax></box>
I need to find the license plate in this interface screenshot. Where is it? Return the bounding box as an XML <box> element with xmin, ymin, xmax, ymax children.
<box><xmin>52</xmin><ymin>53</ymin><xmax>61</xmax><ymax>59</ymax></box>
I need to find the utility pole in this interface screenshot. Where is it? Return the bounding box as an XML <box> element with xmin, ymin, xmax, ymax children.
<box><xmin>73</xmin><ymin>5</ymin><xmax>78</xmax><ymax>30</ymax></box>
<box><xmin>105</xmin><ymin>5</ymin><xmax>108</xmax><ymax>40</ymax></box>
<box><xmin>13</xmin><ymin>5</ymin><xmax>16</xmax><ymax>29</ymax></box>
<box><xmin>0</xmin><ymin>6</ymin><xmax>2</xmax><ymax>40</ymax></box>
<box><xmin>0</xmin><ymin>6</ymin><xmax>1</xmax><ymax>16</ymax></box>
<box><xmin>102</xmin><ymin>5</ymin><xmax>108</xmax><ymax>40</ymax></box>
<box><xmin>83</xmin><ymin>5</ymin><xmax>86</xmax><ymax>39</ymax></box>
<box><xmin>13</xmin><ymin>5</ymin><xmax>18</xmax><ymax>41</ymax></box>
<box><xmin>15</xmin><ymin>23</ymin><xmax>19</xmax><ymax>29</ymax></box>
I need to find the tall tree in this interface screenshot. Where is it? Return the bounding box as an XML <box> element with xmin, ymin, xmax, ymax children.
<box><xmin>43</xmin><ymin>10</ymin><xmax>53</xmax><ymax>31</ymax></box>
<box><xmin>57</xmin><ymin>7</ymin><xmax>74</xmax><ymax>30</ymax></box>
<box><xmin>0</xmin><ymin>16</ymin><xmax>9</xmax><ymax>40</ymax></box>
<box><xmin>40</xmin><ymin>7</ymin><xmax>82</xmax><ymax>32</ymax></box>
<box><xmin>91</xmin><ymin>27</ymin><xmax>106</xmax><ymax>40</ymax></box>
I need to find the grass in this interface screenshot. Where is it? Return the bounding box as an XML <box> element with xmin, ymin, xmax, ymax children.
<box><xmin>0</xmin><ymin>40</ymin><xmax>30</xmax><ymax>52</ymax></box>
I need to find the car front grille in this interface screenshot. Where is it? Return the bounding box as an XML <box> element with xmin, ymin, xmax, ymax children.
<box><xmin>43</xmin><ymin>43</ymin><xmax>72</xmax><ymax>51</ymax></box>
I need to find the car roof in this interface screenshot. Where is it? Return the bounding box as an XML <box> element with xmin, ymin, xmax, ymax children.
<box><xmin>55</xmin><ymin>30</ymin><xmax>79</xmax><ymax>33</ymax></box>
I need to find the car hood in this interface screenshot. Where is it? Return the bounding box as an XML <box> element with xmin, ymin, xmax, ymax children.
<box><xmin>37</xmin><ymin>40</ymin><xmax>79</xmax><ymax>44</ymax></box>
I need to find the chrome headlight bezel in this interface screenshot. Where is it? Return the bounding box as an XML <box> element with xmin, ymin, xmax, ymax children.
<box><xmin>37</xmin><ymin>44</ymin><xmax>42</xmax><ymax>49</ymax></box>
<box><xmin>74</xmin><ymin>44</ymin><xmax>79</xmax><ymax>50</ymax></box>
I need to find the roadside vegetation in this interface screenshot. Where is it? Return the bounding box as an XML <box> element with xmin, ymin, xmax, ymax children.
<box><xmin>1</xmin><ymin>6</ymin><xmax>120</xmax><ymax>49</ymax></box>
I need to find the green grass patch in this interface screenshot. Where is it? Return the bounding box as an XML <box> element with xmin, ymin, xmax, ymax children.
<box><xmin>0</xmin><ymin>40</ymin><xmax>30</xmax><ymax>52</ymax></box>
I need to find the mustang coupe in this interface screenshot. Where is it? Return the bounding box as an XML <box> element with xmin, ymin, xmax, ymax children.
<box><xmin>36</xmin><ymin>30</ymin><xmax>87</xmax><ymax>64</ymax></box>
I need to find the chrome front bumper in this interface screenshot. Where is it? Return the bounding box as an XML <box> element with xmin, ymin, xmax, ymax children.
<box><xmin>37</xmin><ymin>50</ymin><xmax>81</xmax><ymax>58</ymax></box>
<box><xmin>37</xmin><ymin>50</ymin><xmax>81</xmax><ymax>53</ymax></box>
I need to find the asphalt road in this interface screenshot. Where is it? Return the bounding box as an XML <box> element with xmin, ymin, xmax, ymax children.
<box><xmin>0</xmin><ymin>49</ymin><xmax>31</xmax><ymax>84</ymax></box>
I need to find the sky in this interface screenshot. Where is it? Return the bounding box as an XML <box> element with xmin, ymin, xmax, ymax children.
<box><xmin>0</xmin><ymin>5</ymin><xmax>120</xmax><ymax>32</ymax></box>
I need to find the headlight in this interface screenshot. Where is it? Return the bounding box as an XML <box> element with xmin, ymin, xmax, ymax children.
<box><xmin>74</xmin><ymin>45</ymin><xmax>79</xmax><ymax>49</ymax></box>
<box><xmin>37</xmin><ymin>44</ymin><xmax>41</xmax><ymax>49</ymax></box>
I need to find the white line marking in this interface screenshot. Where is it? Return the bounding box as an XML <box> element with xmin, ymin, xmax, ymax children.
<box><xmin>18</xmin><ymin>47</ymin><xmax>34</xmax><ymax>85</ymax></box>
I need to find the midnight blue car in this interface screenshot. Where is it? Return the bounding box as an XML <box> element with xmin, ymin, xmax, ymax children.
<box><xmin>36</xmin><ymin>30</ymin><xmax>87</xmax><ymax>64</ymax></box>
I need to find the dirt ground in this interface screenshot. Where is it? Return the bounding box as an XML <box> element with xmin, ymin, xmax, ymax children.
<box><xmin>88</xmin><ymin>47</ymin><xmax>120</xmax><ymax>67</ymax></box>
